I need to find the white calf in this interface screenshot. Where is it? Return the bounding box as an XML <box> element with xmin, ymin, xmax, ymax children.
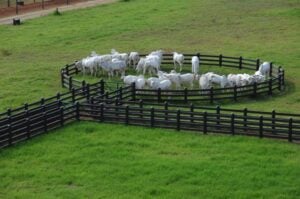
<box><xmin>179</xmin><ymin>73</ymin><xmax>196</xmax><ymax>89</ymax></box>
<box><xmin>191</xmin><ymin>56</ymin><xmax>200</xmax><ymax>75</ymax></box>
<box><xmin>259</xmin><ymin>62</ymin><xmax>271</xmax><ymax>77</ymax></box>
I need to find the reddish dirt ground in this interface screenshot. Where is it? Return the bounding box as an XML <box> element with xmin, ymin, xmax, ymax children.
<box><xmin>0</xmin><ymin>0</ymin><xmax>93</xmax><ymax>18</ymax></box>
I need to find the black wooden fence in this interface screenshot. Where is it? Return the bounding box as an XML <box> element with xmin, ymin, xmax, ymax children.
<box><xmin>0</xmin><ymin>81</ymin><xmax>105</xmax><ymax>149</ymax></box>
<box><xmin>61</xmin><ymin>53</ymin><xmax>285</xmax><ymax>104</ymax></box>
<box><xmin>0</xmin><ymin>78</ymin><xmax>298</xmax><ymax>150</ymax></box>
<box><xmin>79</xmin><ymin>101</ymin><xmax>300</xmax><ymax>142</ymax></box>
<box><xmin>0</xmin><ymin>53</ymin><xmax>294</xmax><ymax>150</ymax></box>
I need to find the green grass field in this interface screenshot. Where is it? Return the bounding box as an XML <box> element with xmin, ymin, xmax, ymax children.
<box><xmin>0</xmin><ymin>0</ymin><xmax>300</xmax><ymax>198</ymax></box>
<box><xmin>1</xmin><ymin>122</ymin><xmax>300</xmax><ymax>198</ymax></box>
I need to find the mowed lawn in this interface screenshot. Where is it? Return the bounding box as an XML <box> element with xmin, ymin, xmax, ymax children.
<box><xmin>0</xmin><ymin>0</ymin><xmax>300</xmax><ymax>198</ymax></box>
<box><xmin>0</xmin><ymin>122</ymin><xmax>299</xmax><ymax>198</ymax></box>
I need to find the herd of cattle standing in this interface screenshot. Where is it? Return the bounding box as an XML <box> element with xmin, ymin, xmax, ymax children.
<box><xmin>75</xmin><ymin>49</ymin><xmax>271</xmax><ymax>90</ymax></box>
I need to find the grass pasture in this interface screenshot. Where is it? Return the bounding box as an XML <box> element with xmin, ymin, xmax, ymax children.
<box><xmin>0</xmin><ymin>0</ymin><xmax>299</xmax><ymax>112</ymax></box>
<box><xmin>0</xmin><ymin>122</ymin><xmax>300</xmax><ymax>198</ymax></box>
<box><xmin>0</xmin><ymin>0</ymin><xmax>300</xmax><ymax>198</ymax></box>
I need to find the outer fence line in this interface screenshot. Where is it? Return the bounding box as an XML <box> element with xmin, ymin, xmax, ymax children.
<box><xmin>0</xmin><ymin>53</ymin><xmax>294</xmax><ymax>150</ymax></box>
<box><xmin>78</xmin><ymin>103</ymin><xmax>300</xmax><ymax>142</ymax></box>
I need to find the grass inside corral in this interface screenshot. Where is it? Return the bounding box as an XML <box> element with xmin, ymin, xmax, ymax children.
<box><xmin>0</xmin><ymin>122</ymin><xmax>300</xmax><ymax>198</ymax></box>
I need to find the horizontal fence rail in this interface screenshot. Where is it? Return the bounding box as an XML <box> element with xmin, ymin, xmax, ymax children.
<box><xmin>0</xmin><ymin>82</ymin><xmax>106</xmax><ymax>149</ymax></box>
<box><xmin>61</xmin><ymin>53</ymin><xmax>285</xmax><ymax>103</ymax></box>
<box><xmin>0</xmin><ymin>53</ymin><xmax>294</xmax><ymax>149</ymax></box>
<box><xmin>79</xmin><ymin>102</ymin><xmax>300</xmax><ymax>142</ymax></box>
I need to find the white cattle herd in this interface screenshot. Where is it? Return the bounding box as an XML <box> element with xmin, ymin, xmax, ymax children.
<box><xmin>75</xmin><ymin>49</ymin><xmax>271</xmax><ymax>90</ymax></box>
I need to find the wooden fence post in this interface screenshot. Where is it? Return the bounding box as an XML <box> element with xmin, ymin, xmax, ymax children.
<box><xmin>72</xmin><ymin>88</ymin><xmax>75</xmax><ymax>103</ymax></box>
<box><xmin>86</xmin><ymin>83</ymin><xmax>90</xmax><ymax>100</ymax></box>
<box><xmin>269</xmin><ymin>62</ymin><xmax>273</xmax><ymax>77</ymax></box>
<box><xmin>288</xmin><ymin>118</ymin><xmax>293</xmax><ymax>142</ymax></box>
<box><xmin>138</xmin><ymin>99</ymin><xmax>143</xmax><ymax>119</ymax></box>
<box><xmin>272</xmin><ymin>110</ymin><xmax>276</xmax><ymax>133</ymax></box>
<box><xmin>282</xmin><ymin>69</ymin><xmax>285</xmax><ymax>86</ymax></box>
<box><xmin>150</xmin><ymin>107</ymin><xmax>154</xmax><ymax>127</ymax></box>
<box><xmin>278</xmin><ymin>67</ymin><xmax>282</xmax><ymax>91</ymax></box>
<box><xmin>100</xmin><ymin>79</ymin><xmax>105</xmax><ymax>95</ymax></box>
<box><xmin>75</xmin><ymin>102</ymin><xmax>80</xmax><ymax>121</ymax></box>
<box><xmin>203</xmin><ymin>111</ymin><xmax>207</xmax><ymax>134</ymax></box>
<box><xmin>239</xmin><ymin>56</ymin><xmax>242</xmax><ymax>70</ymax></box>
<box><xmin>60</xmin><ymin>107</ymin><xmax>64</xmax><ymax>126</ymax></box>
<box><xmin>115</xmin><ymin>98</ymin><xmax>119</xmax><ymax>117</ymax></box>
<box><xmin>82</xmin><ymin>80</ymin><xmax>86</xmax><ymax>93</ymax></box>
<box><xmin>24</xmin><ymin>103</ymin><xmax>28</xmax><ymax>110</ymax></box>
<box><xmin>164</xmin><ymin>101</ymin><xmax>168</xmax><ymax>121</ymax></box>
<box><xmin>256</xmin><ymin>59</ymin><xmax>260</xmax><ymax>71</ymax></box>
<box><xmin>253</xmin><ymin>82</ymin><xmax>257</xmax><ymax>97</ymax></box>
<box><xmin>268</xmin><ymin>79</ymin><xmax>272</xmax><ymax>95</ymax></box>
<box><xmin>42</xmin><ymin>105</ymin><xmax>46</xmax><ymax>113</ymax></box>
<box><xmin>56</xmin><ymin>92</ymin><xmax>61</xmax><ymax>101</ymax></box>
<box><xmin>61</xmin><ymin>70</ymin><xmax>65</xmax><ymax>88</ymax></box>
<box><xmin>7</xmin><ymin>108</ymin><xmax>11</xmax><ymax>117</ymax></box>
<box><xmin>40</xmin><ymin>98</ymin><xmax>45</xmax><ymax>105</ymax></box>
<box><xmin>119</xmin><ymin>87</ymin><xmax>123</xmax><ymax>101</ymax></box>
<box><xmin>8</xmin><ymin>124</ymin><xmax>12</xmax><ymax>145</ymax></box>
<box><xmin>184</xmin><ymin>88</ymin><xmax>188</xmax><ymax>103</ymax></box>
<box><xmin>259</xmin><ymin>116</ymin><xmax>263</xmax><ymax>138</ymax></box>
<box><xmin>43</xmin><ymin>112</ymin><xmax>48</xmax><ymax>133</ymax></box>
<box><xmin>190</xmin><ymin>103</ymin><xmax>194</xmax><ymax>123</ymax></box>
<box><xmin>25</xmin><ymin>110</ymin><xmax>29</xmax><ymax>119</ymax></box>
<box><xmin>243</xmin><ymin>108</ymin><xmax>248</xmax><ymax>131</ymax></box>
<box><xmin>157</xmin><ymin>88</ymin><xmax>161</xmax><ymax>102</ymax></box>
<box><xmin>234</xmin><ymin>86</ymin><xmax>237</xmax><ymax>101</ymax></box>
<box><xmin>177</xmin><ymin>109</ymin><xmax>181</xmax><ymax>131</ymax></box>
<box><xmin>69</xmin><ymin>76</ymin><xmax>73</xmax><ymax>90</ymax></box>
<box><xmin>216</xmin><ymin>105</ymin><xmax>220</xmax><ymax>127</ymax></box>
<box><xmin>231</xmin><ymin>113</ymin><xmax>235</xmax><ymax>135</ymax></box>
<box><xmin>90</xmin><ymin>96</ymin><xmax>94</xmax><ymax>104</ymax></box>
<box><xmin>65</xmin><ymin>64</ymin><xmax>69</xmax><ymax>75</ymax></box>
<box><xmin>125</xmin><ymin>106</ymin><xmax>129</xmax><ymax>125</ymax></box>
<box><xmin>75</xmin><ymin>65</ymin><xmax>79</xmax><ymax>74</ymax></box>
<box><xmin>100</xmin><ymin>103</ymin><xmax>104</xmax><ymax>122</ymax></box>
<box><xmin>131</xmin><ymin>82</ymin><xmax>136</xmax><ymax>101</ymax></box>
<box><xmin>105</xmin><ymin>91</ymin><xmax>109</xmax><ymax>102</ymax></box>
<box><xmin>219</xmin><ymin>54</ymin><xmax>223</xmax><ymax>67</ymax></box>
<box><xmin>26</xmin><ymin>118</ymin><xmax>31</xmax><ymax>139</ymax></box>
<box><xmin>210</xmin><ymin>87</ymin><xmax>214</xmax><ymax>104</ymax></box>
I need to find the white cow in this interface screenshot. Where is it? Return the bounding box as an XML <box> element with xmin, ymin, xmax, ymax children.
<box><xmin>111</xmin><ymin>49</ymin><xmax>129</xmax><ymax>65</ymax></box>
<box><xmin>191</xmin><ymin>56</ymin><xmax>200</xmax><ymax>75</ymax></box>
<box><xmin>149</xmin><ymin>79</ymin><xmax>172</xmax><ymax>90</ymax></box>
<box><xmin>129</xmin><ymin>52</ymin><xmax>140</xmax><ymax>68</ymax></box>
<box><xmin>199</xmin><ymin>74</ymin><xmax>212</xmax><ymax>90</ymax></box>
<box><xmin>211</xmin><ymin>74</ymin><xmax>230</xmax><ymax>88</ymax></box>
<box><xmin>173</xmin><ymin>52</ymin><xmax>185</xmax><ymax>71</ymax></box>
<box><xmin>179</xmin><ymin>73</ymin><xmax>197</xmax><ymax>89</ymax></box>
<box><xmin>258</xmin><ymin>62</ymin><xmax>271</xmax><ymax>77</ymax></box>
<box><xmin>157</xmin><ymin>71</ymin><xmax>181</xmax><ymax>89</ymax></box>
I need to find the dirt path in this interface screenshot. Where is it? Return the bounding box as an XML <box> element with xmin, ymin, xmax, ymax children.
<box><xmin>0</xmin><ymin>0</ymin><xmax>117</xmax><ymax>25</ymax></box>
